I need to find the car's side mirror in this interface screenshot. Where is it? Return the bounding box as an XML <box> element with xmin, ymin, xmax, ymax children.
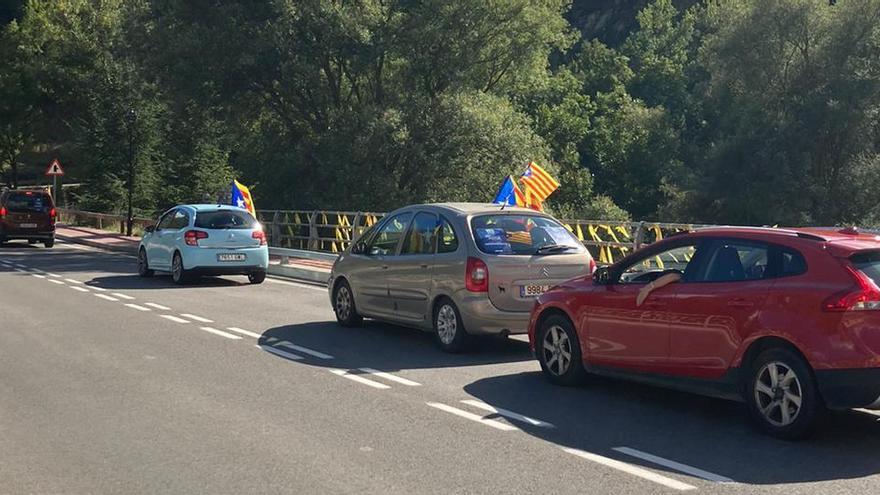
<box><xmin>144</xmin><ymin>225</ymin><xmax>155</xmax><ymax>234</ymax></box>
<box><xmin>352</xmin><ymin>241</ymin><xmax>367</xmax><ymax>255</ymax></box>
<box><xmin>593</xmin><ymin>266</ymin><xmax>611</xmax><ymax>285</ymax></box>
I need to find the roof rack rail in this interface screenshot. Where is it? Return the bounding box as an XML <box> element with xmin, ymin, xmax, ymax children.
<box><xmin>795</xmin><ymin>232</ymin><xmax>826</xmax><ymax>241</ymax></box>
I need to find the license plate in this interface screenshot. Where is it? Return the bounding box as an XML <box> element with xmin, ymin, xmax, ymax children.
<box><xmin>217</xmin><ymin>253</ymin><xmax>246</xmax><ymax>262</ymax></box>
<box><xmin>19</xmin><ymin>223</ymin><xmax>37</xmax><ymax>228</ymax></box>
<box><xmin>520</xmin><ymin>284</ymin><xmax>551</xmax><ymax>297</ymax></box>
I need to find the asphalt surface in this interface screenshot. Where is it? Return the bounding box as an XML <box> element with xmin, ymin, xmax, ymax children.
<box><xmin>2</xmin><ymin>240</ymin><xmax>880</xmax><ymax>494</ymax></box>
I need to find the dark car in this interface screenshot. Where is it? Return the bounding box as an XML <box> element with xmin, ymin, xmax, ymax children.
<box><xmin>529</xmin><ymin>226</ymin><xmax>880</xmax><ymax>439</ymax></box>
<box><xmin>0</xmin><ymin>189</ymin><xmax>56</xmax><ymax>247</ymax></box>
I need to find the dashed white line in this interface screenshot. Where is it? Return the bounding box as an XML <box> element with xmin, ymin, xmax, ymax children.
<box><xmin>257</xmin><ymin>344</ymin><xmax>304</xmax><ymax>360</ymax></box>
<box><xmin>47</xmin><ymin>273</ymin><xmax>62</xmax><ymax>278</ymax></box>
<box><xmin>266</xmin><ymin>278</ymin><xmax>326</xmax><ymax>291</ymax></box>
<box><xmin>180</xmin><ymin>313</ymin><xmax>213</xmax><ymax>323</ymax></box>
<box><xmin>144</xmin><ymin>302</ymin><xmax>171</xmax><ymax>310</ymax></box>
<box><xmin>330</xmin><ymin>369</ymin><xmax>391</xmax><ymax>390</ymax></box>
<box><xmin>227</xmin><ymin>327</ymin><xmax>262</xmax><ymax>339</ymax></box>
<box><xmin>276</xmin><ymin>341</ymin><xmax>334</xmax><ymax>360</ymax></box>
<box><xmin>460</xmin><ymin>400</ymin><xmax>553</xmax><ymax>428</ymax></box>
<box><xmin>359</xmin><ymin>368</ymin><xmax>421</xmax><ymax>386</ymax></box>
<box><xmin>94</xmin><ymin>294</ymin><xmax>119</xmax><ymax>302</ymax></box>
<box><xmin>562</xmin><ymin>448</ymin><xmax>696</xmax><ymax>491</ymax></box>
<box><xmin>14</xmin><ymin>268</ymin><xmax>26</xmax><ymax>273</ymax></box>
<box><xmin>613</xmin><ymin>447</ymin><xmax>734</xmax><ymax>483</ymax></box>
<box><xmin>426</xmin><ymin>402</ymin><xmax>517</xmax><ymax>431</ymax></box>
<box><xmin>31</xmin><ymin>273</ymin><xmax>47</xmax><ymax>279</ymax></box>
<box><xmin>49</xmin><ymin>279</ymin><xmax>65</xmax><ymax>284</ymax></box>
<box><xmin>69</xmin><ymin>286</ymin><xmax>90</xmax><ymax>293</ymax></box>
<box><xmin>64</xmin><ymin>278</ymin><xmax>82</xmax><ymax>284</ymax></box>
<box><xmin>89</xmin><ymin>286</ymin><xmax>107</xmax><ymax>292</ymax></box>
<box><xmin>125</xmin><ymin>303</ymin><xmax>151</xmax><ymax>312</ymax></box>
<box><xmin>112</xmin><ymin>293</ymin><xmax>135</xmax><ymax>300</ymax></box>
<box><xmin>199</xmin><ymin>326</ymin><xmax>242</xmax><ymax>340</ymax></box>
<box><xmin>159</xmin><ymin>314</ymin><xmax>189</xmax><ymax>324</ymax></box>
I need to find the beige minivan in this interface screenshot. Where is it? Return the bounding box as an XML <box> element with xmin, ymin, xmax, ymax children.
<box><xmin>328</xmin><ymin>203</ymin><xmax>595</xmax><ymax>352</ymax></box>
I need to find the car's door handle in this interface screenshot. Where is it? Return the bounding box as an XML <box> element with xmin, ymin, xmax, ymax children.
<box><xmin>727</xmin><ymin>299</ymin><xmax>754</xmax><ymax>308</ymax></box>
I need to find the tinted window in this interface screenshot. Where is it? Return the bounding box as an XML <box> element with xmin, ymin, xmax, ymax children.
<box><xmin>438</xmin><ymin>217</ymin><xmax>459</xmax><ymax>254</ymax></box>
<box><xmin>369</xmin><ymin>213</ymin><xmax>412</xmax><ymax>256</ymax></box>
<box><xmin>851</xmin><ymin>251</ymin><xmax>880</xmax><ymax>287</ymax></box>
<box><xmin>620</xmin><ymin>243</ymin><xmax>700</xmax><ymax>284</ymax></box>
<box><xmin>780</xmin><ymin>249</ymin><xmax>807</xmax><ymax>276</ymax></box>
<box><xmin>157</xmin><ymin>210</ymin><xmax>177</xmax><ymax>230</ymax></box>
<box><xmin>171</xmin><ymin>210</ymin><xmax>191</xmax><ymax>230</ymax></box>
<box><xmin>401</xmin><ymin>212</ymin><xmax>437</xmax><ymax>255</ymax></box>
<box><xmin>194</xmin><ymin>210</ymin><xmax>256</xmax><ymax>229</ymax></box>
<box><xmin>5</xmin><ymin>192</ymin><xmax>52</xmax><ymax>213</ymax></box>
<box><xmin>471</xmin><ymin>214</ymin><xmax>582</xmax><ymax>255</ymax></box>
<box><xmin>698</xmin><ymin>241</ymin><xmax>769</xmax><ymax>282</ymax></box>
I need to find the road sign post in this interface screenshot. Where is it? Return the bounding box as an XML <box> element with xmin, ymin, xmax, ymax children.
<box><xmin>45</xmin><ymin>158</ymin><xmax>65</xmax><ymax>205</ymax></box>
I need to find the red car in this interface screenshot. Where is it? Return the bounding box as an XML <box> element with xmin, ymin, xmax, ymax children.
<box><xmin>528</xmin><ymin>227</ymin><xmax>880</xmax><ymax>439</ymax></box>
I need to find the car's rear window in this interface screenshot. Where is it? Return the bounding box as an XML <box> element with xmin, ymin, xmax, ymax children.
<box><xmin>194</xmin><ymin>210</ymin><xmax>257</xmax><ymax>229</ymax></box>
<box><xmin>5</xmin><ymin>192</ymin><xmax>52</xmax><ymax>213</ymax></box>
<box><xmin>471</xmin><ymin>214</ymin><xmax>583</xmax><ymax>255</ymax></box>
<box><xmin>851</xmin><ymin>251</ymin><xmax>880</xmax><ymax>286</ymax></box>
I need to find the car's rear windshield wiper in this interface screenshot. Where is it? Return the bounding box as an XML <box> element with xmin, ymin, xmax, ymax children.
<box><xmin>535</xmin><ymin>244</ymin><xmax>577</xmax><ymax>254</ymax></box>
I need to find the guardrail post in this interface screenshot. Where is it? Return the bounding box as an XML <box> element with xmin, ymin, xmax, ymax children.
<box><xmin>633</xmin><ymin>221</ymin><xmax>646</xmax><ymax>251</ymax></box>
<box><xmin>271</xmin><ymin>211</ymin><xmax>281</xmax><ymax>247</ymax></box>
<box><xmin>308</xmin><ymin>211</ymin><xmax>319</xmax><ymax>251</ymax></box>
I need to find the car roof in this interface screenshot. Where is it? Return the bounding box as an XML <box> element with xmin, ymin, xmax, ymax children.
<box><xmin>690</xmin><ymin>226</ymin><xmax>880</xmax><ymax>254</ymax></box>
<box><xmin>416</xmin><ymin>202</ymin><xmax>545</xmax><ymax>216</ymax></box>
<box><xmin>178</xmin><ymin>204</ymin><xmax>248</xmax><ymax>212</ymax></box>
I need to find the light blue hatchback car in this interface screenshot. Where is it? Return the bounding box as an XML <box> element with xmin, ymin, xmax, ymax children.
<box><xmin>137</xmin><ymin>204</ymin><xmax>269</xmax><ymax>284</ymax></box>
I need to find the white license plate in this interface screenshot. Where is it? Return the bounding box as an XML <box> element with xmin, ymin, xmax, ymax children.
<box><xmin>217</xmin><ymin>253</ymin><xmax>246</xmax><ymax>262</ymax></box>
<box><xmin>19</xmin><ymin>223</ymin><xmax>37</xmax><ymax>228</ymax></box>
<box><xmin>520</xmin><ymin>284</ymin><xmax>551</xmax><ymax>297</ymax></box>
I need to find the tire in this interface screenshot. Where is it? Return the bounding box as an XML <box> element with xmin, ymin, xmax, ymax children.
<box><xmin>536</xmin><ymin>314</ymin><xmax>587</xmax><ymax>386</ymax></box>
<box><xmin>333</xmin><ymin>280</ymin><xmax>363</xmax><ymax>327</ymax></box>
<box><xmin>28</xmin><ymin>239</ymin><xmax>37</xmax><ymax>245</ymax></box>
<box><xmin>745</xmin><ymin>347</ymin><xmax>823</xmax><ymax>440</ymax></box>
<box><xmin>43</xmin><ymin>239</ymin><xmax>54</xmax><ymax>248</ymax></box>
<box><xmin>137</xmin><ymin>248</ymin><xmax>154</xmax><ymax>277</ymax></box>
<box><xmin>433</xmin><ymin>298</ymin><xmax>469</xmax><ymax>353</ymax></box>
<box><xmin>248</xmin><ymin>270</ymin><xmax>266</xmax><ymax>284</ymax></box>
<box><xmin>171</xmin><ymin>251</ymin><xmax>189</xmax><ymax>285</ymax></box>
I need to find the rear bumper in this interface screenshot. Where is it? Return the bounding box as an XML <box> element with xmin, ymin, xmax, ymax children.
<box><xmin>0</xmin><ymin>230</ymin><xmax>54</xmax><ymax>241</ymax></box>
<box><xmin>456</xmin><ymin>294</ymin><xmax>530</xmax><ymax>336</ymax></box>
<box><xmin>181</xmin><ymin>246</ymin><xmax>269</xmax><ymax>271</ymax></box>
<box><xmin>815</xmin><ymin>368</ymin><xmax>880</xmax><ymax>409</ymax></box>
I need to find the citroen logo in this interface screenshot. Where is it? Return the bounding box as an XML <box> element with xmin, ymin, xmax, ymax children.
<box><xmin>541</xmin><ymin>266</ymin><xmax>551</xmax><ymax>277</ymax></box>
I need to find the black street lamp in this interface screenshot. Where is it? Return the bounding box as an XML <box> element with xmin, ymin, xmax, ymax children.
<box><xmin>125</xmin><ymin>108</ymin><xmax>137</xmax><ymax>237</ymax></box>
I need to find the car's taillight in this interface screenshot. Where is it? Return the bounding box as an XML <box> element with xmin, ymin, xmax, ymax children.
<box><xmin>589</xmin><ymin>258</ymin><xmax>597</xmax><ymax>274</ymax></box>
<box><xmin>822</xmin><ymin>266</ymin><xmax>880</xmax><ymax>312</ymax></box>
<box><xmin>252</xmin><ymin>230</ymin><xmax>267</xmax><ymax>245</ymax></box>
<box><xmin>49</xmin><ymin>207</ymin><xmax>56</xmax><ymax>220</ymax></box>
<box><xmin>0</xmin><ymin>206</ymin><xmax>6</xmax><ymax>219</ymax></box>
<box><xmin>184</xmin><ymin>230</ymin><xmax>209</xmax><ymax>246</ymax></box>
<box><xmin>466</xmin><ymin>257</ymin><xmax>489</xmax><ymax>293</ymax></box>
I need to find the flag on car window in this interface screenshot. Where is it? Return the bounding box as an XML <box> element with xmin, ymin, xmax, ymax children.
<box><xmin>492</xmin><ymin>175</ymin><xmax>526</xmax><ymax>207</ymax></box>
<box><xmin>231</xmin><ymin>180</ymin><xmax>256</xmax><ymax>217</ymax></box>
<box><xmin>506</xmin><ymin>231</ymin><xmax>532</xmax><ymax>245</ymax></box>
<box><xmin>520</xmin><ymin>162</ymin><xmax>559</xmax><ymax>202</ymax></box>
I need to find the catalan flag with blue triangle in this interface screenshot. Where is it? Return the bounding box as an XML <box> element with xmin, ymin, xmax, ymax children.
<box><xmin>492</xmin><ymin>176</ymin><xmax>526</xmax><ymax>207</ymax></box>
<box><xmin>231</xmin><ymin>180</ymin><xmax>256</xmax><ymax>217</ymax></box>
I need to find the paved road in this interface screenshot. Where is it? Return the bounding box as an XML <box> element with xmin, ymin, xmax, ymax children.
<box><xmin>2</xmin><ymin>241</ymin><xmax>880</xmax><ymax>494</ymax></box>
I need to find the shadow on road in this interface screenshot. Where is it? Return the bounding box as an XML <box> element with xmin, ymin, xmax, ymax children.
<box><xmin>462</xmin><ymin>371</ymin><xmax>880</xmax><ymax>486</ymax></box>
<box><xmin>86</xmin><ymin>274</ymin><xmax>249</xmax><ymax>290</ymax></box>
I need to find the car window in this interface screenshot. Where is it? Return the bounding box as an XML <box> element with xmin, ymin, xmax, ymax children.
<box><xmin>194</xmin><ymin>210</ymin><xmax>256</xmax><ymax>229</ymax></box>
<box><xmin>401</xmin><ymin>212</ymin><xmax>438</xmax><ymax>255</ymax></box>
<box><xmin>171</xmin><ymin>210</ymin><xmax>191</xmax><ymax>230</ymax></box>
<box><xmin>157</xmin><ymin>210</ymin><xmax>177</xmax><ymax>230</ymax></box>
<box><xmin>850</xmin><ymin>251</ymin><xmax>880</xmax><ymax>287</ymax></box>
<box><xmin>780</xmin><ymin>249</ymin><xmax>807</xmax><ymax>276</ymax></box>
<box><xmin>471</xmin><ymin>214</ymin><xmax>582</xmax><ymax>255</ymax></box>
<box><xmin>697</xmin><ymin>241</ymin><xmax>769</xmax><ymax>282</ymax></box>
<box><xmin>619</xmin><ymin>243</ymin><xmax>700</xmax><ymax>284</ymax></box>
<box><xmin>368</xmin><ymin>213</ymin><xmax>412</xmax><ymax>256</ymax></box>
<box><xmin>5</xmin><ymin>192</ymin><xmax>52</xmax><ymax>213</ymax></box>
<box><xmin>437</xmin><ymin>217</ymin><xmax>459</xmax><ymax>254</ymax></box>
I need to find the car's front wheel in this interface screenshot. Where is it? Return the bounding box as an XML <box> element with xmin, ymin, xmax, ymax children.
<box><xmin>333</xmin><ymin>280</ymin><xmax>363</xmax><ymax>327</ymax></box>
<box><xmin>537</xmin><ymin>314</ymin><xmax>586</xmax><ymax>386</ymax></box>
<box><xmin>43</xmin><ymin>239</ymin><xmax>54</xmax><ymax>248</ymax></box>
<box><xmin>171</xmin><ymin>252</ymin><xmax>189</xmax><ymax>285</ymax></box>
<box><xmin>433</xmin><ymin>298</ymin><xmax>469</xmax><ymax>353</ymax></box>
<box><xmin>138</xmin><ymin>248</ymin><xmax>154</xmax><ymax>277</ymax></box>
<box><xmin>746</xmin><ymin>347</ymin><xmax>823</xmax><ymax>440</ymax></box>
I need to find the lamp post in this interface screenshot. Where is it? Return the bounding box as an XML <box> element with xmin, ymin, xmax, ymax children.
<box><xmin>125</xmin><ymin>108</ymin><xmax>137</xmax><ymax>237</ymax></box>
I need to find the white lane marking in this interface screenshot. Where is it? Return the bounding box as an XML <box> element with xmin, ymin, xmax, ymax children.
<box><xmin>330</xmin><ymin>369</ymin><xmax>391</xmax><ymax>390</ymax></box>
<box><xmin>359</xmin><ymin>368</ymin><xmax>421</xmax><ymax>386</ymax></box>
<box><xmin>89</xmin><ymin>286</ymin><xmax>107</xmax><ymax>292</ymax></box>
<box><xmin>49</xmin><ymin>279</ymin><xmax>65</xmax><ymax>284</ymax></box>
<box><xmin>257</xmin><ymin>344</ymin><xmax>303</xmax><ymax>360</ymax></box>
<box><xmin>64</xmin><ymin>278</ymin><xmax>82</xmax><ymax>284</ymax></box>
<box><xmin>180</xmin><ymin>313</ymin><xmax>213</xmax><ymax>323</ymax></box>
<box><xmin>460</xmin><ymin>400</ymin><xmax>553</xmax><ymax>428</ymax></box>
<box><xmin>144</xmin><ymin>302</ymin><xmax>171</xmax><ymax>310</ymax></box>
<box><xmin>159</xmin><ymin>314</ymin><xmax>189</xmax><ymax>324</ymax></box>
<box><xmin>199</xmin><ymin>326</ymin><xmax>242</xmax><ymax>340</ymax></box>
<box><xmin>426</xmin><ymin>402</ymin><xmax>517</xmax><ymax>431</ymax></box>
<box><xmin>70</xmin><ymin>286</ymin><xmax>90</xmax><ymax>293</ymax></box>
<box><xmin>855</xmin><ymin>408</ymin><xmax>880</xmax><ymax>417</ymax></box>
<box><xmin>227</xmin><ymin>327</ymin><xmax>262</xmax><ymax>339</ymax></box>
<box><xmin>14</xmin><ymin>268</ymin><xmax>27</xmax><ymax>273</ymax></box>
<box><xmin>613</xmin><ymin>447</ymin><xmax>734</xmax><ymax>484</ymax></box>
<box><xmin>12</xmin><ymin>263</ymin><xmax>26</xmax><ymax>268</ymax></box>
<box><xmin>275</xmin><ymin>341</ymin><xmax>334</xmax><ymax>360</ymax></box>
<box><xmin>562</xmin><ymin>448</ymin><xmax>696</xmax><ymax>491</ymax></box>
<box><xmin>125</xmin><ymin>303</ymin><xmax>151</xmax><ymax>312</ymax></box>
<box><xmin>94</xmin><ymin>294</ymin><xmax>119</xmax><ymax>302</ymax></box>
<box><xmin>112</xmin><ymin>293</ymin><xmax>135</xmax><ymax>300</ymax></box>
<box><xmin>31</xmin><ymin>273</ymin><xmax>47</xmax><ymax>279</ymax></box>
<box><xmin>266</xmin><ymin>278</ymin><xmax>326</xmax><ymax>291</ymax></box>
<box><xmin>47</xmin><ymin>273</ymin><xmax>62</xmax><ymax>278</ymax></box>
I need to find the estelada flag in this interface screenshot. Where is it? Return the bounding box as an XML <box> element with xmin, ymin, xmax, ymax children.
<box><xmin>231</xmin><ymin>180</ymin><xmax>256</xmax><ymax>217</ymax></box>
<box><xmin>520</xmin><ymin>162</ymin><xmax>559</xmax><ymax>202</ymax></box>
<box><xmin>492</xmin><ymin>176</ymin><xmax>526</xmax><ymax>207</ymax></box>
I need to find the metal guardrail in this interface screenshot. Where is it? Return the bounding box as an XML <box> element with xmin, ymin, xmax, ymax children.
<box><xmin>268</xmin><ymin>247</ymin><xmax>338</xmax><ymax>264</ymax></box>
<box><xmin>58</xmin><ymin>208</ymin><xmax>154</xmax><ymax>235</ymax></box>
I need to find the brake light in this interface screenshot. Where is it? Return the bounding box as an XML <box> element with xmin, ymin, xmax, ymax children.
<box><xmin>822</xmin><ymin>266</ymin><xmax>880</xmax><ymax>311</ymax></box>
<box><xmin>0</xmin><ymin>206</ymin><xmax>6</xmax><ymax>219</ymax></box>
<box><xmin>252</xmin><ymin>230</ymin><xmax>267</xmax><ymax>245</ymax></box>
<box><xmin>184</xmin><ymin>230</ymin><xmax>209</xmax><ymax>246</ymax></box>
<box><xmin>589</xmin><ymin>258</ymin><xmax>597</xmax><ymax>274</ymax></box>
<box><xmin>466</xmin><ymin>257</ymin><xmax>489</xmax><ymax>292</ymax></box>
<box><xmin>49</xmin><ymin>207</ymin><xmax>56</xmax><ymax>219</ymax></box>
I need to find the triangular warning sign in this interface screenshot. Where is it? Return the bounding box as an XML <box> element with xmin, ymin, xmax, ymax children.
<box><xmin>45</xmin><ymin>158</ymin><xmax>65</xmax><ymax>176</ymax></box>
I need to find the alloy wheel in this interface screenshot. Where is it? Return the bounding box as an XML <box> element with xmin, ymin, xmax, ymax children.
<box><xmin>335</xmin><ymin>286</ymin><xmax>352</xmax><ymax>320</ymax></box>
<box><xmin>172</xmin><ymin>255</ymin><xmax>182</xmax><ymax>281</ymax></box>
<box><xmin>436</xmin><ymin>305</ymin><xmax>457</xmax><ymax>345</ymax></box>
<box><xmin>754</xmin><ymin>361</ymin><xmax>803</xmax><ymax>427</ymax></box>
<box><xmin>542</xmin><ymin>325</ymin><xmax>572</xmax><ymax>376</ymax></box>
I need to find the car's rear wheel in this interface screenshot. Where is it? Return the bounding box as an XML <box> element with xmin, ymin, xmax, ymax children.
<box><xmin>746</xmin><ymin>347</ymin><xmax>822</xmax><ymax>440</ymax></box>
<box><xmin>333</xmin><ymin>280</ymin><xmax>362</xmax><ymax>327</ymax></box>
<box><xmin>137</xmin><ymin>248</ymin><xmax>154</xmax><ymax>277</ymax></box>
<box><xmin>248</xmin><ymin>270</ymin><xmax>266</xmax><ymax>284</ymax></box>
<box><xmin>433</xmin><ymin>298</ymin><xmax>469</xmax><ymax>353</ymax></box>
<box><xmin>537</xmin><ymin>314</ymin><xmax>586</xmax><ymax>386</ymax></box>
<box><xmin>43</xmin><ymin>239</ymin><xmax>54</xmax><ymax>248</ymax></box>
<box><xmin>28</xmin><ymin>239</ymin><xmax>37</xmax><ymax>245</ymax></box>
<box><xmin>171</xmin><ymin>252</ymin><xmax>189</xmax><ymax>285</ymax></box>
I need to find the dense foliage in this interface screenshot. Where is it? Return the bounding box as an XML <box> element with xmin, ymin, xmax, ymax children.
<box><xmin>1</xmin><ymin>0</ymin><xmax>879</xmax><ymax>226</ymax></box>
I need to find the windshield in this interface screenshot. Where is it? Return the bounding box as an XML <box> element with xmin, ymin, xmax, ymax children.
<box><xmin>471</xmin><ymin>214</ymin><xmax>583</xmax><ymax>255</ymax></box>
<box><xmin>5</xmin><ymin>192</ymin><xmax>53</xmax><ymax>213</ymax></box>
<box><xmin>194</xmin><ymin>210</ymin><xmax>257</xmax><ymax>229</ymax></box>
